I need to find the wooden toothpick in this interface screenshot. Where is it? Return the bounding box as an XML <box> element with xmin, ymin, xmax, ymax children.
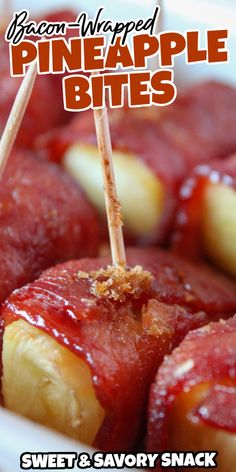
<box><xmin>93</xmin><ymin>105</ymin><xmax>126</xmax><ymax>268</ymax></box>
<box><xmin>0</xmin><ymin>61</ymin><xmax>37</xmax><ymax>178</ymax></box>
<box><xmin>157</xmin><ymin>0</ymin><xmax>163</xmax><ymax>36</ymax></box>
<box><xmin>150</xmin><ymin>1</ymin><xmax>163</xmax><ymax>72</ymax></box>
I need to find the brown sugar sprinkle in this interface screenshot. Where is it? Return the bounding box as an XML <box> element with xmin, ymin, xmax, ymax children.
<box><xmin>77</xmin><ymin>265</ymin><xmax>154</xmax><ymax>302</ymax></box>
<box><xmin>77</xmin><ymin>271</ymin><xmax>90</xmax><ymax>280</ymax></box>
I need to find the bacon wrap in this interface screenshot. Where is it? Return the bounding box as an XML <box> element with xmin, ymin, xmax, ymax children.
<box><xmin>0</xmin><ymin>10</ymin><xmax>79</xmax><ymax>148</ymax></box>
<box><xmin>3</xmin><ymin>248</ymin><xmax>236</xmax><ymax>450</ymax></box>
<box><xmin>147</xmin><ymin>316</ymin><xmax>236</xmax><ymax>456</ymax></box>
<box><xmin>37</xmin><ymin>81</ymin><xmax>236</xmax><ymax>243</ymax></box>
<box><xmin>0</xmin><ymin>149</ymin><xmax>99</xmax><ymax>305</ymax></box>
<box><xmin>172</xmin><ymin>154</ymin><xmax>236</xmax><ymax>258</ymax></box>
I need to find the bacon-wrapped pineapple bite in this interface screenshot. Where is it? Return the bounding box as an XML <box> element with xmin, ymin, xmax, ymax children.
<box><xmin>37</xmin><ymin>81</ymin><xmax>236</xmax><ymax>244</ymax></box>
<box><xmin>0</xmin><ymin>149</ymin><xmax>99</xmax><ymax>304</ymax></box>
<box><xmin>173</xmin><ymin>155</ymin><xmax>236</xmax><ymax>278</ymax></box>
<box><xmin>0</xmin><ymin>41</ymin><xmax>64</xmax><ymax>148</ymax></box>
<box><xmin>0</xmin><ymin>9</ymin><xmax>78</xmax><ymax>148</ymax></box>
<box><xmin>147</xmin><ymin>315</ymin><xmax>236</xmax><ymax>471</ymax></box>
<box><xmin>2</xmin><ymin>247</ymin><xmax>236</xmax><ymax>450</ymax></box>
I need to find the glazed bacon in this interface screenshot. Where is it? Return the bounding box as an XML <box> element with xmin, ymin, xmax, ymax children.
<box><xmin>37</xmin><ymin>81</ymin><xmax>236</xmax><ymax>243</ymax></box>
<box><xmin>160</xmin><ymin>81</ymin><xmax>236</xmax><ymax>164</ymax></box>
<box><xmin>173</xmin><ymin>154</ymin><xmax>236</xmax><ymax>276</ymax></box>
<box><xmin>0</xmin><ymin>39</ymin><xmax>65</xmax><ymax>148</ymax></box>
<box><xmin>147</xmin><ymin>316</ymin><xmax>236</xmax><ymax>471</ymax></box>
<box><xmin>0</xmin><ymin>149</ymin><xmax>99</xmax><ymax>304</ymax></box>
<box><xmin>3</xmin><ymin>247</ymin><xmax>236</xmax><ymax>450</ymax></box>
<box><xmin>39</xmin><ymin>81</ymin><xmax>236</xmax><ymax>170</ymax></box>
<box><xmin>0</xmin><ymin>10</ymin><xmax>78</xmax><ymax>148</ymax></box>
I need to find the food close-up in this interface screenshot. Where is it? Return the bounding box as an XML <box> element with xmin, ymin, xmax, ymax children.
<box><xmin>0</xmin><ymin>1</ymin><xmax>236</xmax><ymax>471</ymax></box>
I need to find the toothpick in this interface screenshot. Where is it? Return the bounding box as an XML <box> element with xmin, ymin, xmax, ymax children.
<box><xmin>93</xmin><ymin>105</ymin><xmax>126</xmax><ymax>268</ymax></box>
<box><xmin>150</xmin><ymin>1</ymin><xmax>163</xmax><ymax>71</ymax></box>
<box><xmin>157</xmin><ymin>0</ymin><xmax>163</xmax><ymax>37</ymax></box>
<box><xmin>0</xmin><ymin>61</ymin><xmax>37</xmax><ymax>179</ymax></box>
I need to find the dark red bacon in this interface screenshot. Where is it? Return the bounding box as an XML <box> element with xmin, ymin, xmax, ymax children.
<box><xmin>38</xmin><ymin>81</ymin><xmax>236</xmax><ymax>175</ymax></box>
<box><xmin>3</xmin><ymin>247</ymin><xmax>236</xmax><ymax>450</ymax></box>
<box><xmin>143</xmin><ymin>300</ymin><xmax>210</xmax><ymax>349</ymax></box>
<box><xmin>127</xmin><ymin>248</ymin><xmax>236</xmax><ymax>317</ymax></box>
<box><xmin>147</xmin><ymin>316</ymin><xmax>236</xmax><ymax>470</ymax></box>
<box><xmin>161</xmin><ymin>81</ymin><xmax>236</xmax><ymax>163</ymax></box>
<box><xmin>37</xmin><ymin>106</ymin><xmax>185</xmax><ymax>244</ymax></box>
<box><xmin>0</xmin><ymin>9</ymin><xmax>78</xmax><ymax>148</ymax></box>
<box><xmin>172</xmin><ymin>154</ymin><xmax>236</xmax><ymax>266</ymax></box>
<box><xmin>0</xmin><ymin>149</ymin><xmax>99</xmax><ymax>304</ymax></box>
<box><xmin>37</xmin><ymin>81</ymin><xmax>236</xmax><ymax>243</ymax></box>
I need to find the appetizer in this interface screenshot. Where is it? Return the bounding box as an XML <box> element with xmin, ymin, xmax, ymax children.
<box><xmin>37</xmin><ymin>81</ymin><xmax>236</xmax><ymax>244</ymax></box>
<box><xmin>2</xmin><ymin>247</ymin><xmax>236</xmax><ymax>449</ymax></box>
<box><xmin>147</xmin><ymin>315</ymin><xmax>236</xmax><ymax>471</ymax></box>
<box><xmin>1</xmin><ymin>5</ymin><xmax>236</xmax><ymax>462</ymax></box>
<box><xmin>0</xmin><ymin>149</ymin><xmax>99</xmax><ymax>304</ymax></box>
<box><xmin>173</xmin><ymin>154</ymin><xmax>236</xmax><ymax>277</ymax></box>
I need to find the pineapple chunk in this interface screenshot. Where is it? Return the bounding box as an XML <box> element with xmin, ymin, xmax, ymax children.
<box><xmin>2</xmin><ymin>320</ymin><xmax>105</xmax><ymax>445</ymax></box>
<box><xmin>202</xmin><ymin>183</ymin><xmax>236</xmax><ymax>277</ymax></box>
<box><xmin>168</xmin><ymin>384</ymin><xmax>236</xmax><ymax>472</ymax></box>
<box><xmin>64</xmin><ymin>144</ymin><xmax>164</xmax><ymax>237</ymax></box>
